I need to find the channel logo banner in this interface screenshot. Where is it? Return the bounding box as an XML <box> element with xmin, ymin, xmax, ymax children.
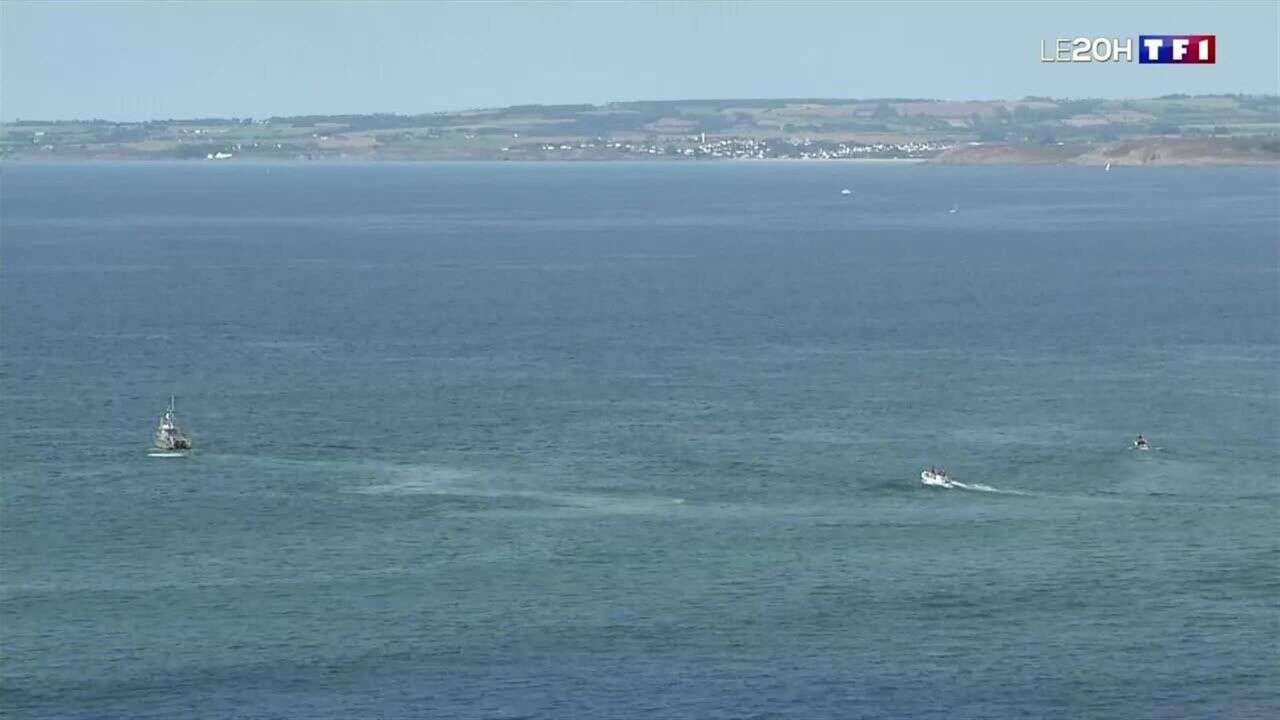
<box><xmin>1139</xmin><ymin>35</ymin><xmax>1215</xmax><ymax>64</ymax></box>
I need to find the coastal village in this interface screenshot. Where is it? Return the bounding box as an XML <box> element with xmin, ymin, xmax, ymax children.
<box><xmin>527</xmin><ymin>134</ymin><xmax>951</xmax><ymax>160</ymax></box>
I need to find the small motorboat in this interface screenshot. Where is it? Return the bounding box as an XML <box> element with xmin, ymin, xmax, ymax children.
<box><xmin>840</xmin><ymin>188</ymin><xmax>853</xmax><ymax>196</ymax></box>
<box><xmin>1133</xmin><ymin>434</ymin><xmax>1149</xmax><ymax>451</ymax></box>
<box><xmin>921</xmin><ymin>466</ymin><xmax>954</xmax><ymax>488</ymax></box>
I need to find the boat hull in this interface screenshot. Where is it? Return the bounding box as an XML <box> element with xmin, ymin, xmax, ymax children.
<box><xmin>921</xmin><ymin>471</ymin><xmax>954</xmax><ymax>488</ymax></box>
<box><xmin>147</xmin><ymin>451</ymin><xmax>188</xmax><ymax>458</ymax></box>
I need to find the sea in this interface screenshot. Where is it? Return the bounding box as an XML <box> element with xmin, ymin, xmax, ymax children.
<box><xmin>1</xmin><ymin>161</ymin><xmax>1277</xmax><ymax>719</ymax></box>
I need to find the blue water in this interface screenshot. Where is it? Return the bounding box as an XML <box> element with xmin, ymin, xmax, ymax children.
<box><xmin>2</xmin><ymin>162</ymin><xmax>1277</xmax><ymax>719</ymax></box>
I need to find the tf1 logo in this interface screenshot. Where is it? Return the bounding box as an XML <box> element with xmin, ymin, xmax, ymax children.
<box><xmin>1040</xmin><ymin>35</ymin><xmax>1215</xmax><ymax>63</ymax></box>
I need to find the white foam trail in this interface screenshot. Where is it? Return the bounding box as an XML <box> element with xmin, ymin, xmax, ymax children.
<box><xmin>347</xmin><ymin>463</ymin><xmax>476</xmax><ymax>495</ymax></box>
<box><xmin>944</xmin><ymin>481</ymin><xmax>1030</xmax><ymax>495</ymax></box>
<box><xmin>346</xmin><ymin>462</ymin><xmax>692</xmax><ymax>514</ymax></box>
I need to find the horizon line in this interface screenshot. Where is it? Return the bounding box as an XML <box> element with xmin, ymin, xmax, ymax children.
<box><xmin>4</xmin><ymin>92</ymin><xmax>1276</xmax><ymax>125</ymax></box>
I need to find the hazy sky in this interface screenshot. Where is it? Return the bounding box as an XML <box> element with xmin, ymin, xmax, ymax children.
<box><xmin>2</xmin><ymin>1</ymin><xmax>1276</xmax><ymax>121</ymax></box>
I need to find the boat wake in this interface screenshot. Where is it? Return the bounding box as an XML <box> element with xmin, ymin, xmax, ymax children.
<box><xmin>944</xmin><ymin>480</ymin><xmax>1026</xmax><ymax>495</ymax></box>
<box><xmin>921</xmin><ymin>467</ymin><xmax>1029</xmax><ymax>495</ymax></box>
<box><xmin>923</xmin><ymin>478</ymin><xmax>1030</xmax><ymax>495</ymax></box>
<box><xmin>346</xmin><ymin>462</ymin><xmax>692</xmax><ymax>515</ymax></box>
<box><xmin>348</xmin><ymin>463</ymin><xmax>476</xmax><ymax>495</ymax></box>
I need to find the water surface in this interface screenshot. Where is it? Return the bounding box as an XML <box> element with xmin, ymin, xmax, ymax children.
<box><xmin>2</xmin><ymin>162</ymin><xmax>1277</xmax><ymax>718</ymax></box>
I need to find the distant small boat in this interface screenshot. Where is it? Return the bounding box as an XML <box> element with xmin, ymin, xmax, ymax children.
<box><xmin>948</xmin><ymin>203</ymin><xmax>959</xmax><ymax>214</ymax></box>
<box><xmin>149</xmin><ymin>396</ymin><xmax>192</xmax><ymax>457</ymax></box>
<box><xmin>921</xmin><ymin>466</ymin><xmax>953</xmax><ymax>488</ymax></box>
<box><xmin>1105</xmin><ymin>162</ymin><xmax>1112</xmax><ymax>172</ymax></box>
<box><xmin>840</xmin><ymin>188</ymin><xmax>853</xmax><ymax>196</ymax></box>
<box><xmin>1133</xmin><ymin>434</ymin><xmax>1149</xmax><ymax>451</ymax></box>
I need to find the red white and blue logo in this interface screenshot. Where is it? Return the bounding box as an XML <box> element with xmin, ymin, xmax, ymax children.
<box><xmin>1040</xmin><ymin>35</ymin><xmax>1216</xmax><ymax>64</ymax></box>
<box><xmin>1139</xmin><ymin>35</ymin><xmax>1216</xmax><ymax>64</ymax></box>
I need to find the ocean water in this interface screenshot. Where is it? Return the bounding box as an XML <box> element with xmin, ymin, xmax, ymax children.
<box><xmin>1</xmin><ymin>161</ymin><xmax>1277</xmax><ymax>719</ymax></box>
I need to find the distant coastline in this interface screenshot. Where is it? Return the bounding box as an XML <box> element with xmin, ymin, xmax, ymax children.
<box><xmin>4</xmin><ymin>95</ymin><xmax>1277</xmax><ymax>165</ymax></box>
<box><xmin>4</xmin><ymin>140</ymin><xmax>1274</xmax><ymax>166</ymax></box>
